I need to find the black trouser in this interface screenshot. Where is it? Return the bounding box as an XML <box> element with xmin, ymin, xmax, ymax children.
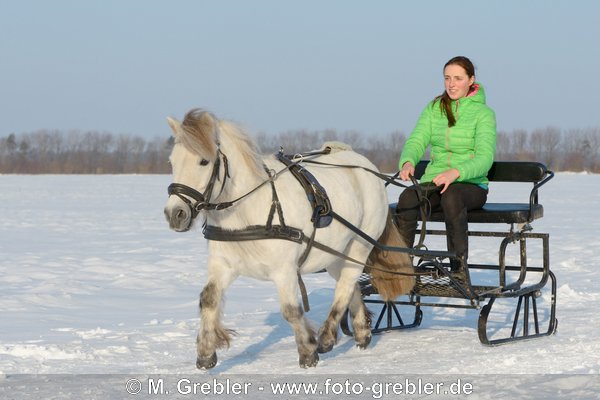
<box><xmin>395</xmin><ymin>183</ymin><xmax>488</xmax><ymax>262</ymax></box>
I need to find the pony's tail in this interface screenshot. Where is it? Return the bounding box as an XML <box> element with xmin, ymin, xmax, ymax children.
<box><xmin>367</xmin><ymin>210</ymin><xmax>415</xmax><ymax>302</ymax></box>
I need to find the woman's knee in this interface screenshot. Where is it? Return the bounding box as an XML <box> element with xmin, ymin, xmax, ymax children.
<box><xmin>397</xmin><ymin>186</ymin><xmax>421</xmax><ymax>210</ymax></box>
<box><xmin>396</xmin><ymin>188</ymin><xmax>421</xmax><ymax>223</ymax></box>
<box><xmin>441</xmin><ymin>184</ymin><xmax>487</xmax><ymax>215</ymax></box>
<box><xmin>440</xmin><ymin>185</ymin><xmax>464</xmax><ymax>213</ymax></box>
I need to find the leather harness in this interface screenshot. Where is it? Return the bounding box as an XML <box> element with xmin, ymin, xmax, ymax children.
<box><xmin>169</xmin><ymin>146</ymin><xmax>430</xmax><ymax>312</ymax></box>
<box><xmin>201</xmin><ymin>148</ymin><xmax>335</xmax><ymax>311</ymax></box>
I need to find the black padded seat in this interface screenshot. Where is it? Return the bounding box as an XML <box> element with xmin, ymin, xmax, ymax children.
<box><xmin>465</xmin><ymin>202</ymin><xmax>543</xmax><ymax>223</ymax></box>
<box><xmin>392</xmin><ymin>160</ymin><xmax>552</xmax><ymax>225</ymax></box>
<box><xmin>390</xmin><ymin>202</ymin><xmax>543</xmax><ymax>224</ymax></box>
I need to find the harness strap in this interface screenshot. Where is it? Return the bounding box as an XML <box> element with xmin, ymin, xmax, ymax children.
<box><xmin>203</xmin><ymin>224</ymin><xmax>304</xmax><ymax>243</ymax></box>
<box><xmin>203</xmin><ymin>222</ymin><xmax>436</xmax><ymax>276</ymax></box>
<box><xmin>264</xmin><ymin>166</ymin><xmax>286</xmax><ymax>229</ymax></box>
<box><xmin>277</xmin><ymin>152</ymin><xmax>333</xmax><ymax>228</ymax></box>
<box><xmin>328</xmin><ymin>210</ymin><xmax>453</xmax><ymax>259</ymax></box>
<box><xmin>410</xmin><ymin>175</ymin><xmax>429</xmax><ymax>251</ymax></box>
<box><xmin>301</xmin><ymin>159</ymin><xmax>410</xmax><ymax>189</ymax></box>
<box><xmin>298</xmin><ymin>227</ymin><xmax>316</xmax><ymax>267</ymax></box>
<box><xmin>297</xmin><ymin>271</ymin><xmax>311</xmax><ymax>312</ymax></box>
<box><xmin>300</xmin><ymin>230</ymin><xmax>432</xmax><ymax>277</ymax></box>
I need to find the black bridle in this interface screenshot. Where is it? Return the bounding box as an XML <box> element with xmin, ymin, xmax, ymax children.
<box><xmin>167</xmin><ymin>147</ymin><xmax>230</xmax><ymax>220</ymax></box>
<box><xmin>167</xmin><ymin>148</ymin><xmax>316</xmax><ymax>222</ymax></box>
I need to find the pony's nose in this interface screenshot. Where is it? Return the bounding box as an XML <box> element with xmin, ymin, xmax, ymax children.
<box><xmin>165</xmin><ymin>206</ymin><xmax>190</xmax><ymax>231</ymax></box>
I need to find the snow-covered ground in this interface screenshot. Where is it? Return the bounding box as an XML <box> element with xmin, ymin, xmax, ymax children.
<box><xmin>1</xmin><ymin>172</ymin><xmax>599</xmax><ymax>398</ymax></box>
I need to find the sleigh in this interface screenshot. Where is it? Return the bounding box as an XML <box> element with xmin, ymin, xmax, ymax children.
<box><xmin>343</xmin><ymin>160</ymin><xmax>557</xmax><ymax>345</ymax></box>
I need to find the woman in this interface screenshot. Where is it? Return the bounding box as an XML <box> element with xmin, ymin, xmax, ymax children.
<box><xmin>396</xmin><ymin>56</ymin><xmax>496</xmax><ymax>270</ymax></box>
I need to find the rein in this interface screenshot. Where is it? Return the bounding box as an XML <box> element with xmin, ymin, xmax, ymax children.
<box><xmin>168</xmin><ymin>146</ymin><xmax>445</xmax><ymax>311</ymax></box>
<box><xmin>299</xmin><ymin>159</ymin><xmax>410</xmax><ymax>189</ymax></box>
<box><xmin>168</xmin><ymin>146</ymin><xmax>413</xmax><ymax>218</ymax></box>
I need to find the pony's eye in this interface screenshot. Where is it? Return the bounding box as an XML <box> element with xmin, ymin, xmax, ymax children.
<box><xmin>199</xmin><ymin>159</ymin><xmax>210</xmax><ymax>166</ymax></box>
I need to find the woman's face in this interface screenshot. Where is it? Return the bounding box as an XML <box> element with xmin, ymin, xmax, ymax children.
<box><xmin>444</xmin><ymin>64</ymin><xmax>475</xmax><ymax>100</ymax></box>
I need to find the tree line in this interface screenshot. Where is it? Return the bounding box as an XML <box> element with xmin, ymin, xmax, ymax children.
<box><xmin>0</xmin><ymin>126</ymin><xmax>598</xmax><ymax>174</ymax></box>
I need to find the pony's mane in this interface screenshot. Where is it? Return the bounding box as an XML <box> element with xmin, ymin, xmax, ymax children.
<box><xmin>218</xmin><ymin>120</ymin><xmax>264</xmax><ymax>177</ymax></box>
<box><xmin>178</xmin><ymin>109</ymin><xmax>263</xmax><ymax>177</ymax></box>
<box><xmin>178</xmin><ymin>109</ymin><xmax>218</xmax><ymax>159</ymax></box>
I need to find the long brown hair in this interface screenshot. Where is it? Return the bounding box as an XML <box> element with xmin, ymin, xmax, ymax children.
<box><xmin>434</xmin><ymin>56</ymin><xmax>476</xmax><ymax>127</ymax></box>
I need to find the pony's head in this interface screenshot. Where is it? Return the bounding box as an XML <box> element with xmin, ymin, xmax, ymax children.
<box><xmin>164</xmin><ymin>109</ymin><xmax>225</xmax><ymax>232</ymax></box>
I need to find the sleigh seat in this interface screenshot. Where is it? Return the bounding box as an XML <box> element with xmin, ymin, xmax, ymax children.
<box><xmin>409</xmin><ymin>160</ymin><xmax>548</xmax><ymax>225</ymax></box>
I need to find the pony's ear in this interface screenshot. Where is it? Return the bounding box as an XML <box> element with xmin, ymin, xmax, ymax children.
<box><xmin>166</xmin><ymin>117</ymin><xmax>182</xmax><ymax>136</ymax></box>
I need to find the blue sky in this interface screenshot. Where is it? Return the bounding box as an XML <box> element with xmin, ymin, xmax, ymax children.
<box><xmin>1</xmin><ymin>0</ymin><xmax>599</xmax><ymax>139</ymax></box>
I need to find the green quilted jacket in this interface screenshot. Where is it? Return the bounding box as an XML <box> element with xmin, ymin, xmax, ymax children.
<box><xmin>399</xmin><ymin>83</ymin><xmax>496</xmax><ymax>186</ymax></box>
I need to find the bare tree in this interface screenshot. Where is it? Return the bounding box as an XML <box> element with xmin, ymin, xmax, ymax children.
<box><xmin>2</xmin><ymin>125</ymin><xmax>600</xmax><ymax>174</ymax></box>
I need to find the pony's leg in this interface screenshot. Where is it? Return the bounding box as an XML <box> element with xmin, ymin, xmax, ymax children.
<box><xmin>273</xmin><ymin>273</ymin><xmax>319</xmax><ymax>368</ymax></box>
<box><xmin>347</xmin><ymin>282</ymin><xmax>372</xmax><ymax>349</ymax></box>
<box><xmin>325</xmin><ymin>266</ymin><xmax>372</xmax><ymax>350</ymax></box>
<box><xmin>318</xmin><ymin>263</ymin><xmax>364</xmax><ymax>354</ymax></box>
<box><xmin>196</xmin><ymin>266</ymin><xmax>237</xmax><ymax>370</ymax></box>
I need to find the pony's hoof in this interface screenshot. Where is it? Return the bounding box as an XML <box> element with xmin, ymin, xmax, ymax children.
<box><xmin>196</xmin><ymin>353</ymin><xmax>217</xmax><ymax>370</ymax></box>
<box><xmin>317</xmin><ymin>341</ymin><xmax>334</xmax><ymax>354</ymax></box>
<box><xmin>299</xmin><ymin>352</ymin><xmax>319</xmax><ymax>368</ymax></box>
<box><xmin>356</xmin><ymin>334</ymin><xmax>372</xmax><ymax>349</ymax></box>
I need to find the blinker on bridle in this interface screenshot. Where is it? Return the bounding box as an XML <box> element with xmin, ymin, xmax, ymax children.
<box><xmin>167</xmin><ymin>146</ymin><xmax>230</xmax><ymax>219</ymax></box>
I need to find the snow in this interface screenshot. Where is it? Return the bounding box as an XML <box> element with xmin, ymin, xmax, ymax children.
<box><xmin>1</xmin><ymin>173</ymin><xmax>599</xmax><ymax>398</ymax></box>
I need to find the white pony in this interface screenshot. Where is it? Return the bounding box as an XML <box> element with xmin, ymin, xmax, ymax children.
<box><xmin>164</xmin><ymin>109</ymin><xmax>413</xmax><ymax>369</ymax></box>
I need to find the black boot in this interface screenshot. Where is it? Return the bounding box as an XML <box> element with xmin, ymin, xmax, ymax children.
<box><xmin>393</xmin><ymin>210</ymin><xmax>418</xmax><ymax>249</ymax></box>
<box><xmin>449</xmin><ymin>255</ymin><xmax>467</xmax><ymax>272</ymax></box>
<box><xmin>445</xmin><ymin>208</ymin><xmax>469</xmax><ymax>272</ymax></box>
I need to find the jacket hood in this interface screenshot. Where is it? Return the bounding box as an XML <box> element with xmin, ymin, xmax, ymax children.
<box><xmin>459</xmin><ymin>82</ymin><xmax>486</xmax><ymax>104</ymax></box>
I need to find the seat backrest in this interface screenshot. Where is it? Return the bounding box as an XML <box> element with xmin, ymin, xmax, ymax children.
<box><xmin>414</xmin><ymin>160</ymin><xmax>548</xmax><ymax>183</ymax></box>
